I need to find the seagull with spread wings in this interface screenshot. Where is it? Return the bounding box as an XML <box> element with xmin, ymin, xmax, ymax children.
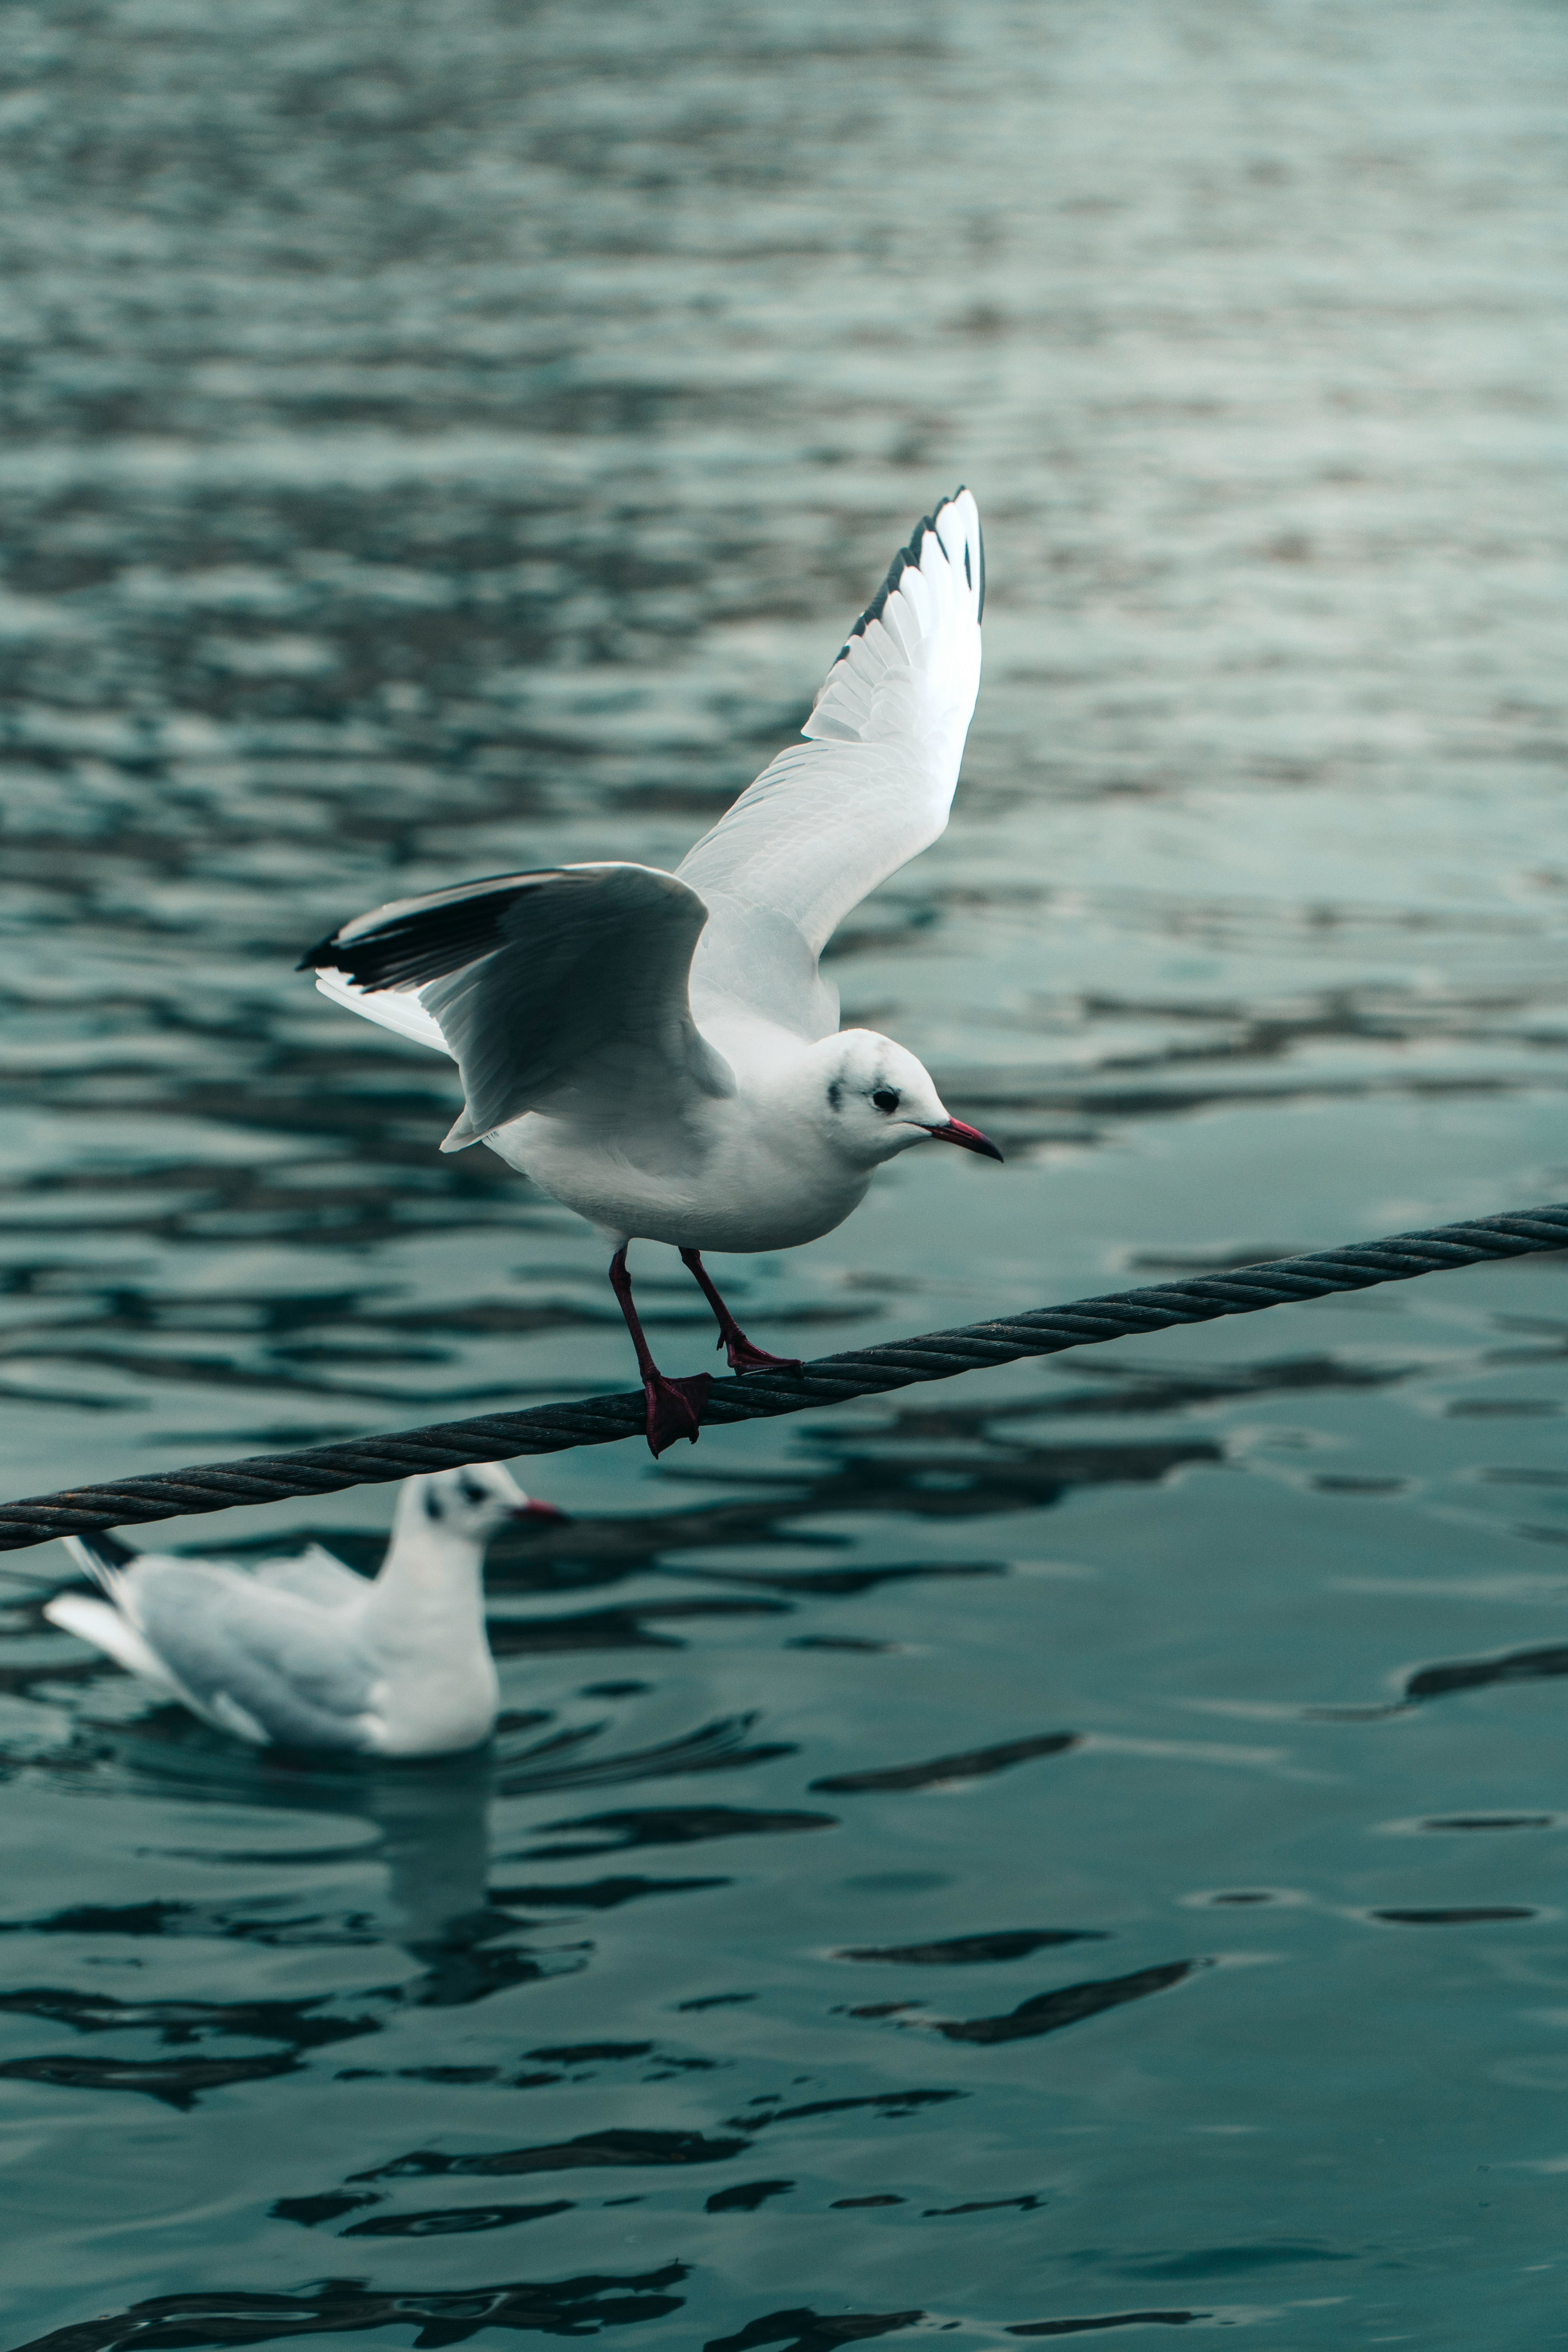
<box><xmin>302</xmin><ymin>489</ymin><xmax>1000</xmax><ymax>1455</ymax></box>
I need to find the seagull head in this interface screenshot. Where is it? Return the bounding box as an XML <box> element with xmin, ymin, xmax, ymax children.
<box><xmin>808</xmin><ymin>1030</ymin><xmax>1003</xmax><ymax>1171</ymax></box>
<box><xmin>406</xmin><ymin>1463</ymin><xmax>568</xmax><ymax>1543</ymax></box>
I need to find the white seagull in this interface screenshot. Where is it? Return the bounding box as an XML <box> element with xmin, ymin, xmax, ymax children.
<box><xmin>301</xmin><ymin>488</ymin><xmax>1000</xmax><ymax>1455</ymax></box>
<box><xmin>43</xmin><ymin>1465</ymin><xmax>564</xmax><ymax>1755</ymax></box>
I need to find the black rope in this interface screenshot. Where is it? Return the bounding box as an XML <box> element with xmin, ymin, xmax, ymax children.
<box><xmin>4</xmin><ymin>1201</ymin><xmax>1565</xmax><ymax>1557</ymax></box>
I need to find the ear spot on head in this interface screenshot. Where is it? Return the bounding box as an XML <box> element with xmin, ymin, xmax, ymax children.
<box><xmin>827</xmin><ymin>1079</ymin><xmax>843</xmax><ymax>1113</ymax></box>
<box><xmin>423</xmin><ymin>1487</ymin><xmax>445</xmax><ymax>1523</ymax></box>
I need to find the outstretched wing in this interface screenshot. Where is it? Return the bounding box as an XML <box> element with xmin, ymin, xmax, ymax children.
<box><xmin>300</xmin><ymin>862</ymin><xmax>734</xmax><ymax>1146</ymax></box>
<box><xmin>678</xmin><ymin>487</ymin><xmax>983</xmax><ymax>1040</ymax></box>
<box><xmin>312</xmin><ymin>971</ymin><xmax>451</xmax><ymax>1056</ymax></box>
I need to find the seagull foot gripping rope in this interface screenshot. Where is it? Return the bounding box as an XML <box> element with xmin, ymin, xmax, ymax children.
<box><xmin>2</xmin><ymin>1203</ymin><xmax>1566</xmax><ymax>1556</ymax></box>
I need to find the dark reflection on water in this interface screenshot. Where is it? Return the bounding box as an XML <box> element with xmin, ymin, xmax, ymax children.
<box><xmin>811</xmin><ymin>1732</ymin><xmax>1079</xmax><ymax>1795</ymax></box>
<box><xmin>923</xmin><ymin>1959</ymin><xmax>1205</xmax><ymax>2048</ymax></box>
<box><xmin>704</xmin><ymin>2316</ymin><xmax>924</xmax><ymax>2352</ymax></box>
<box><xmin>1005</xmin><ymin>2319</ymin><xmax>1201</xmax><ymax>2342</ymax></box>
<box><xmin>342</xmin><ymin>2202</ymin><xmax>577</xmax><ymax>2239</ymax></box>
<box><xmin>5</xmin><ymin>0</ymin><xmax>1568</xmax><ymax>2341</ymax></box>
<box><xmin>1404</xmin><ymin>1643</ymin><xmax>1568</xmax><ymax>1705</ymax></box>
<box><xmin>837</xmin><ymin>1930</ymin><xmax>1105</xmax><ymax>1964</ymax></box>
<box><xmin>12</xmin><ymin>2268</ymin><xmax>692</xmax><ymax>2352</ymax></box>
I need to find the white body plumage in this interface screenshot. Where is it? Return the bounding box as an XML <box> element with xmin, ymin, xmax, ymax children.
<box><xmin>486</xmin><ymin>1027</ymin><xmax>945</xmax><ymax>1252</ymax></box>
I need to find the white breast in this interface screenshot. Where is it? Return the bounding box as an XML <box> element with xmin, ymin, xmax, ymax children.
<box><xmin>486</xmin><ymin>1084</ymin><xmax>870</xmax><ymax>1254</ymax></box>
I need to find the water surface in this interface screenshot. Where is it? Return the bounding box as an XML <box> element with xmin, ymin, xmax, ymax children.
<box><xmin>4</xmin><ymin>1</ymin><xmax>1568</xmax><ymax>2342</ymax></box>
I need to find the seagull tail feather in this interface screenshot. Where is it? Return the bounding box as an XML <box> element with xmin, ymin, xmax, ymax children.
<box><xmin>62</xmin><ymin>1529</ymin><xmax>138</xmax><ymax>1597</ymax></box>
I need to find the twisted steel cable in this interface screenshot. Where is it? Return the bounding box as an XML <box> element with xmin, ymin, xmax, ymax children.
<box><xmin>2</xmin><ymin>1201</ymin><xmax>1565</xmax><ymax>1557</ymax></box>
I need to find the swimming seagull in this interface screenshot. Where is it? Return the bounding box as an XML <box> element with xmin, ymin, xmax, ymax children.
<box><xmin>43</xmin><ymin>1465</ymin><xmax>564</xmax><ymax>1755</ymax></box>
<box><xmin>301</xmin><ymin>488</ymin><xmax>1000</xmax><ymax>1455</ymax></box>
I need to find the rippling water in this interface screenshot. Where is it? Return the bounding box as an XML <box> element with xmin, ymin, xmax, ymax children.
<box><xmin>5</xmin><ymin>1</ymin><xmax>1568</xmax><ymax>2342</ymax></box>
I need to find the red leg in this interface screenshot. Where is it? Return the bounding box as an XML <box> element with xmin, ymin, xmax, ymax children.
<box><xmin>680</xmin><ymin>1248</ymin><xmax>804</xmax><ymax>1377</ymax></box>
<box><xmin>610</xmin><ymin>1245</ymin><xmax>710</xmax><ymax>1457</ymax></box>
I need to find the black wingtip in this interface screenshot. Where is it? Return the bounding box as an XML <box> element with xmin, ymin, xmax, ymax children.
<box><xmin>294</xmin><ymin>874</ymin><xmax>552</xmax><ymax>995</ymax></box>
<box><xmin>846</xmin><ymin>487</ymin><xmax>981</xmax><ymax>646</ymax></box>
<box><xmin>77</xmin><ymin>1529</ymin><xmax>137</xmax><ymax>1571</ymax></box>
<box><xmin>848</xmin><ymin>502</ymin><xmax>942</xmax><ymax>646</ymax></box>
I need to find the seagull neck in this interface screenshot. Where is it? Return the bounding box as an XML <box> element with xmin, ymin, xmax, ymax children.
<box><xmin>375</xmin><ymin>1499</ymin><xmax>488</xmax><ymax>1618</ymax></box>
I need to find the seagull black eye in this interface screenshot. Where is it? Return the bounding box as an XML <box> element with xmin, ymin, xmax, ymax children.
<box><xmin>459</xmin><ymin>1477</ymin><xmax>485</xmax><ymax>1505</ymax></box>
<box><xmin>871</xmin><ymin>1088</ymin><xmax>900</xmax><ymax>1114</ymax></box>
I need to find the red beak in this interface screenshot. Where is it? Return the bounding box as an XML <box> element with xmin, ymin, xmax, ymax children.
<box><xmin>923</xmin><ymin>1117</ymin><xmax>1004</xmax><ymax>1163</ymax></box>
<box><xmin>509</xmin><ymin>1498</ymin><xmax>570</xmax><ymax>1525</ymax></box>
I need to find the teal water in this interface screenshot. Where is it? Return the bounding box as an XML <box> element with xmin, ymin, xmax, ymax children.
<box><xmin>4</xmin><ymin>1</ymin><xmax>1568</xmax><ymax>2342</ymax></box>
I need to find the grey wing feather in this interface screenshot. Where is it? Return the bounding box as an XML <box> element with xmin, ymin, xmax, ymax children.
<box><xmin>252</xmin><ymin>1543</ymin><xmax>370</xmax><ymax>1611</ymax></box>
<box><xmin>129</xmin><ymin>1563</ymin><xmax>378</xmax><ymax>1750</ymax></box>
<box><xmin>301</xmin><ymin>862</ymin><xmax>733</xmax><ymax>1143</ymax></box>
<box><xmin>679</xmin><ymin>488</ymin><xmax>983</xmax><ymax>1040</ymax></box>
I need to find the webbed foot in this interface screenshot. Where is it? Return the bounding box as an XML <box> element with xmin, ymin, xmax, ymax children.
<box><xmin>720</xmin><ymin>1333</ymin><xmax>805</xmax><ymax>1377</ymax></box>
<box><xmin>644</xmin><ymin>1372</ymin><xmax>711</xmax><ymax>1456</ymax></box>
